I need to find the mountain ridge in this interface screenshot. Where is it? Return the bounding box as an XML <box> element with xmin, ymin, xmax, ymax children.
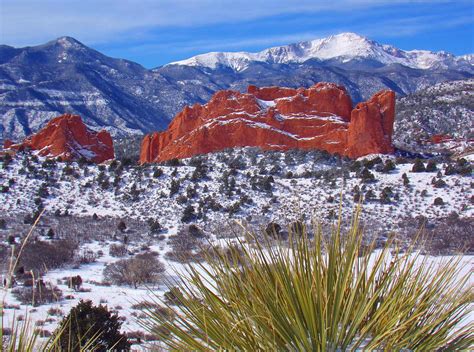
<box><xmin>167</xmin><ymin>33</ymin><xmax>473</xmax><ymax>72</ymax></box>
<box><xmin>1</xmin><ymin>33</ymin><xmax>472</xmax><ymax>143</ymax></box>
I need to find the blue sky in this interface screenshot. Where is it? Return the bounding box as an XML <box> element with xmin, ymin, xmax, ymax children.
<box><xmin>1</xmin><ymin>0</ymin><xmax>473</xmax><ymax>68</ymax></box>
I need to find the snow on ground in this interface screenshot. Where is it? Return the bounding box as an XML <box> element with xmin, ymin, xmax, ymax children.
<box><xmin>0</xmin><ymin>149</ymin><xmax>472</xmax><ymax>227</ymax></box>
<box><xmin>0</xmin><ymin>148</ymin><xmax>472</xmax><ymax>348</ymax></box>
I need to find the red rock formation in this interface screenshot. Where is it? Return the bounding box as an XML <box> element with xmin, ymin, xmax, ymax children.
<box><xmin>3</xmin><ymin>139</ymin><xmax>13</xmax><ymax>149</ymax></box>
<box><xmin>8</xmin><ymin>114</ymin><xmax>114</xmax><ymax>163</ymax></box>
<box><xmin>140</xmin><ymin>83</ymin><xmax>395</xmax><ymax>163</ymax></box>
<box><xmin>430</xmin><ymin>134</ymin><xmax>452</xmax><ymax>144</ymax></box>
<box><xmin>346</xmin><ymin>90</ymin><xmax>395</xmax><ymax>158</ymax></box>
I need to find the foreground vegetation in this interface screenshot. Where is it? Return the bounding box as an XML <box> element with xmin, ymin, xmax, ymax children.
<box><xmin>1</xmin><ymin>206</ymin><xmax>473</xmax><ymax>350</ymax></box>
<box><xmin>146</xmin><ymin>208</ymin><xmax>473</xmax><ymax>351</ymax></box>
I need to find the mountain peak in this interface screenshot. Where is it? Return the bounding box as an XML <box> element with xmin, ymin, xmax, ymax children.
<box><xmin>325</xmin><ymin>32</ymin><xmax>369</xmax><ymax>41</ymax></box>
<box><xmin>50</xmin><ymin>36</ymin><xmax>86</xmax><ymax>50</ymax></box>
<box><xmin>168</xmin><ymin>32</ymin><xmax>468</xmax><ymax>71</ymax></box>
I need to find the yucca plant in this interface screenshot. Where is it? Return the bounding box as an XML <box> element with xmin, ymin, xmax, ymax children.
<box><xmin>144</xmin><ymin>208</ymin><xmax>473</xmax><ymax>351</ymax></box>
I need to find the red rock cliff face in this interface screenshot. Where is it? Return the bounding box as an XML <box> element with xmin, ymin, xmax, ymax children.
<box><xmin>346</xmin><ymin>90</ymin><xmax>395</xmax><ymax>158</ymax></box>
<box><xmin>8</xmin><ymin>114</ymin><xmax>114</xmax><ymax>163</ymax></box>
<box><xmin>140</xmin><ymin>83</ymin><xmax>395</xmax><ymax>163</ymax></box>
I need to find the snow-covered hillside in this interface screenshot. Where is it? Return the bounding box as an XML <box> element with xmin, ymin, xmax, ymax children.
<box><xmin>169</xmin><ymin>33</ymin><xmax>473</xmax><ymax>72</ymax></box>
<box><xmin>0</xmin><ymin>149</ymin><xmax>472</xmax><ymax>348</ymax></box>
<box><xmin>1</xmin><ymin>149</ymin><xmax>472</xmax><ymax>242</ymax></box>
<box><xmin>394</xmin><ymin>79</ymin><xmax>474</xmax><ymax>154</ymax></box>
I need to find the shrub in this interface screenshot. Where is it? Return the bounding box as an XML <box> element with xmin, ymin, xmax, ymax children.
<box><xmin>103</xmin><ymin>253</ymin><xmax>165</xmax><ymax>288</ymax></box>
<box><xmin>46</xmin><ymin>228</ymin><xmax>54</xmax><ymax>239</ymax></box>
<box><xmin>445</xmin><ymin>164</ymin><xmax>457</xmax><ymax>175</ymax></box>
<box><xmin>411</xmin><ymin>158</ymin><xmax>426</xmax><ymax>172</ymax></box>
<box><xmin>402</xmin><ymin>173</ymin><xmax>410</xmax><ymax>187</ymax></box>
<box><xmin>169</xmin><ymin>179</ymin><xmax>180</xmax><ymax>196</ymax></box>
<box><xmin>117</xmin><ymin>220</ymin><xmax>127</xmax><ymax>232</ymax></box>
<box><xmin>77</xmin><ymin>249</ymin><xmax>97</xmax><ymax>264</ymax></box>
<box><xmin>165</xmin><ymin>158</ymin><xmax>182</xmax><ymax>167</ymax></box>
<box><xmin>166</xmin><ymin>225</ymin><xmax>208</xmax><ymax>262</ymax></box>
<box><xmin>67</xmin><ymin>275</ymin><xmax>83</xmax><ymax>291</ymax></box>
<box><xmin>12</xmin><ymin>282</ymin><xmax>63</xmax><ymax>306</ymax></box>
<box><xmin>148</xmin><ymin>219</ymin><xmax>162</xmax><ymax>233</ymax></box>
<box><xmin>153</xmin><ymin>168</ymin><xmax>163</xmax><ymax>178</ymax></box>
<box><xmin>434</xmin><ymin>197</ymin><xmax>444</xmax><ymax>206</ymax></box>
<box><xmin>426</xmin><ymin>160</ymin><xmax>437</xmax><ymax>172</ymax></box>
<box><xmin>17</xmin><ymin>239</ymin><xmax>77</xmax><ymax>275</ymax></box>
<box><xmin>382</xmin><ymin>160</ymin><xmax>396</xmax><ymax>173</ymax></box>
<box><xmin>109</xmin><ymin>243</ymin><xmax>128</xmax><ymax>257</ymax></box>
<box><xmin>358</xmin><ymin>167</ymin><xmax>375</xmax><ymax>183</ymax></box>
<box><xmin>433</xmin><ymin>179</ymin><xmax>447</xmax><ymax>188</ymax></box>
<box><xmin>264</xmin><ymin>222</ymin><xmax>282</xmax><ymax>238</ymax></box>
<box><xmin>365</xmin><ymin>190</ymin><xmax>375</xmax><ymax>201</ymax></box>
<box><xmin>181</xmin><ymin>205</ymin><xmax>196</xmax><ymax>223</ymax></box>
<box><xmin>457</xmin><ymin>164</ymin><xmax>472</xmax><ymax>176</ymax></box>
<box><xmin>53</xmin><ymin>300</ymin><xmax>130</xmax><ymax>351</ymax></box>
<box><xmin>380</xmin><ymin>187</ymin><xmax>393</xmax><ymax>204</ymax></box>
<box><xmin>145</xmin><ymin>210</ymin><xmax>473</xmax><ymax>351</ymax></box>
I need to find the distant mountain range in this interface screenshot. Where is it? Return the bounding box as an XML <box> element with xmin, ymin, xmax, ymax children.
<box><xmin>1</xmin><ymin>32</ymin><xmax>473</xmax><ymax>142</ymax></box>
<box><xmin>169</xmin><ymin>33</ymin><xmax>473</xmax><ymax>71</ymax></box>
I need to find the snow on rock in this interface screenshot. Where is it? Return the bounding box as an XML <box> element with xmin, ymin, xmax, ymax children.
<box><xmin>6</xmin><ymin>114</ymin><xmax>114</xmax><ymax>163</ymax></box>
<box><xmin>140</xmin><ymin>82</ymin><xmax>395</xmax><ymax>163</ymax></box>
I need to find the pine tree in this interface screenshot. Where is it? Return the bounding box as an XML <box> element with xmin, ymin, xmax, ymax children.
<box><xmin>426</xmin><ymin>160</ymin><xmax>437</xmax><ymax>172</ymax></box>
<box><xmin>54</xmin><ymin>300</ymin><xmax>130</xmax><ymax>351</ymax></box>
<box><xmin>411</xmin><ymin>159</ymin><xmax>426</xmax><ymax>172</ymax></box>
<box><xmin>402</xmin><ymin>173</ymin><xmax>410</xmax><ymax>187</ymax></box>
<box><xmin>117</xmin><ymin>220</ymin><xmax>127</xmax><ymax>232</ymax></box>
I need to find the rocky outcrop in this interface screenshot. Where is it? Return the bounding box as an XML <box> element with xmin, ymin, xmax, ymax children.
<box><xmin>140</xmin><ymin>83</ymin><xmax>395</xmax><ymax>163</ymax></box>
<box><xmin>7</xmin><ymin>114</ymin><xmax>114</xmax><ymax>163</ymax></box>
<box><xmin>346</xmin><ymin>90</ymin><xmax>395</xmax><ymax>158</ymax></box>
<box><xmin>3</xmin><ymin>139</ymin><xmax>13</xmax><ymax>149</ymax></box>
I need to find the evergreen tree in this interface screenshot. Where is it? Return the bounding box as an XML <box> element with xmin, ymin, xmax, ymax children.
<box><xmin>426</xmin><ymin>160</ymin><xmax>437</xmax><ymax>172</ymax></box>
<box><xmin>402</xmin><ymin>173</ymin><xmax>410</xmax><ymax>187</ymax></box>
<box><xmin>117</xmin><ymin>220</ymin><xmax>127</xmax><ymax>232</ymax></box>
<box><xmin>54</xmin><ymin>300</ymin><xmax>130</xmax><ymax>351</ymax></box>
<box><xmin>182</xmin><ymin>205</ymin><xmax>196</xmax><ymax>223</ymax></box>
<box><xmin>46</xmin><ymin>228</ymin><xmax>55</xmax><ymax>239</ymax></box>
<box><xmin>411</xmin><ymin>159</ymin><xmax>426</xmax><ymax>172</ymax></box>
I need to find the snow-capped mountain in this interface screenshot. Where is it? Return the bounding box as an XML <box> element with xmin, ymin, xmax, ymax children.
<box><xmin>0</xmin><ymin>37</ymin><xmax>204</xmax><ymax>141</ymax></box>
<box><xmin>1</xmin><ymin>33</ymin><xmax>473</xmax><ymax>142</ymax></box>
<box><xmin>169</xmin><ymin>33</ymin><xmax>473</xmax><ymax>72</ymax></box>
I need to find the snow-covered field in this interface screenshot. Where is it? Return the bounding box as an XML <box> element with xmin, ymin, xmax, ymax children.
<box><xmin>0</xmin><ymin>148</ymin><xmax>472</xmax><ymax>348</ymax></box>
